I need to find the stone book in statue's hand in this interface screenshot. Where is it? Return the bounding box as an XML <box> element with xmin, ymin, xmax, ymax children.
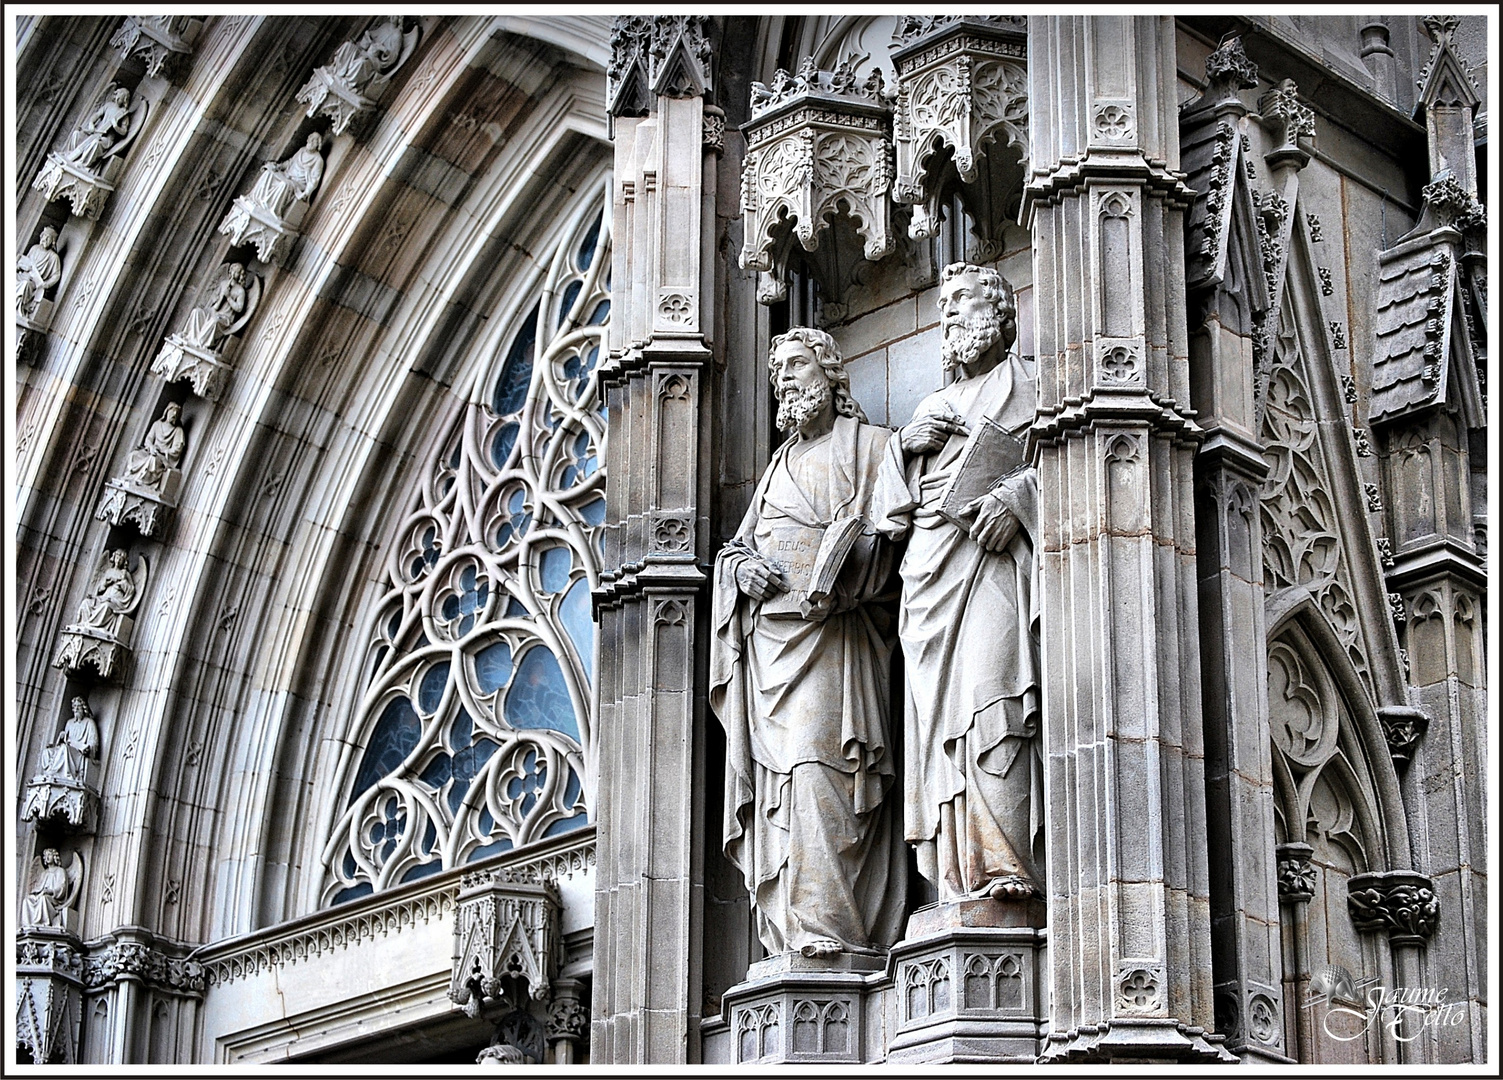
<box><xmin>758</xmin><ymin>516</ymin><xmax>867</xmax><ymax>618</ymax></box>
<box><xmin>936</xmin><ymin>415</ymin><xmax>1027</xmax><ymax>528</ymax></box>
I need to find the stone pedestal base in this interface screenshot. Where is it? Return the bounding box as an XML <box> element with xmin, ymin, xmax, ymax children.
<box><xmin>296</xmin><ymin>69</ymin><xmax>379</xmax><ymax>137</ymax></box>
<box><xmin>32</xmin><ymin>155</ymin><xmax>122</xmax><ymax>220</ymax></box>
<box><xmin>886</xmin><ymin>898</ymin><xmax>1047</xmax><ymax>1063</ymax></box>
<box><xmin>16</xmin><ymin>931</ymin><xmax>84</xmax><ymax>1064</ymax></box>
<box><xmin>52</xmin><ymin>622</ymin><xmax>133</xmax><ymax>680</ymax></box>
<box><xmin>96</xmin><ymin>473</ymin><xmax>181</xmax><ymax>537</ymax></box>
<box><xmin>21</xmin><ymin>776</ymin><xmax>98</xmax><ymax>832</ymax></box>
<box><xmin>1037</xmin><ymin>1018</ymin><xmax>1237</xmax><ymax>1063</ymax></box>
<box><xmin>723</xmin><ymin>952</ymin><xmax>883</xmax><ymax>1064</ymax></box>
<box><xmin>152</xmin><ymin>335</ymin><xmax>231</xmax><ymax>401</ymax></box>
<box><xmin>219</xmin><ymin>197</ymin><xmax>305</xmax><ymax>266</ymax></box>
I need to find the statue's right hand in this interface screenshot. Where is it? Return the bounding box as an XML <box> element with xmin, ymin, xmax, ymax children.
<box><xmin>735</xmin><ymin>557</ymin><xmax>789</xmax><ymax>601</ymax></box>
<box><xmin>899</xmin><ymin>411</ymin><xmax>969</xmax><ymax>455</ymax></box>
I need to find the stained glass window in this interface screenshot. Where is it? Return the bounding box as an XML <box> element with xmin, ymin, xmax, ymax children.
<box><xmin>324</xmin><ymin>186</ymin><xmax>609</xmax><ymax>903</ymax></box>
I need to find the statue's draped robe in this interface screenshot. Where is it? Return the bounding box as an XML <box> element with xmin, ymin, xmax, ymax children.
<box><xmin>711</xmin><ymin>416</ymin><xmax>904</xmax><ymax>955</ymax></box>
<box><xmin>874</xmin><ymin>353</ymin><xmax>1044</xmax><ymax>899</ymax></box>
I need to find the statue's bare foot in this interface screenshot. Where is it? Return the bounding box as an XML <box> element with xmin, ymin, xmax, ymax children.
<box><xmin>983</xmin><ymin>875</ymin><xmax>1036</xmax><ymax>901</ymax></box>
<box><xmin>799</xmin><ymin>938</ymin><xmax>843</xmax><ymax>958</ymax></box>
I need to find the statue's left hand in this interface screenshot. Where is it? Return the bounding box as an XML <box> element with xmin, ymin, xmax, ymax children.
<box><xmin>962</xmin><ymin>491</ymin><xmax>1020</xmax><ymax>552</ymax></box>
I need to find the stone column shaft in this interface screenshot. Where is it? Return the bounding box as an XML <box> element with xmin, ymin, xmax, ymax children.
<box><xmin>1026</xmin><ymin>16</ymin><xmax>1229</xmax><ymax>1062</ymax></box>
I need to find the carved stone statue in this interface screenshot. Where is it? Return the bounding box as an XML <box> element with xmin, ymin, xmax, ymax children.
<box><xmin>17</xmin><ymin>227</ymin><xmax>63</xmax><ymax>323</ymax></box>
<box><xmin>37</xmin><ymin>697</ymin><xmax>100</xmax><ymax>784</ymax></box>
<box><xmin>710</xmin><ymin>327</ymin><xmax>905</xmax><ymax>959</ymax></box>
<box><xmin>75</xmin><ymin>549</ymin><xmax>143</xmax><ymax>636</ymax></box>
<box><xmin>297</xmin><ymin>17</ymin><xmax>419</xmax><ymax>136</ymax></box>
<box><xmin>123</xmin><ymin>403</ymin><xmax>186</xmax><ymax>492</ymax></box>
<box><xmin>219</xmin><ymin>133</ymin><xmax>326</xmax><ymax>263</ymax></box>
<box><xmin>22</xmin><ymin>849</ymin><xmax>83</xmax><ymax>932</ymax></box>
<box><xmin>874</xmin><ymin>263</ymin><xmax>1043</xmax><ymax>903</ymax></box>
<box><xmin>32</xmin><ymin>83</ymin><xmax>145</xmax><ymax>218</ymax></box>
<box><xmin>152</xmin><ymin>263</ymin><xmax>261</xmax><ymax>400</ymax></box>
<box><xmin>248</xmin><ymin>133</ymin><xmax>326</xmax><ymax>218</ymax></box>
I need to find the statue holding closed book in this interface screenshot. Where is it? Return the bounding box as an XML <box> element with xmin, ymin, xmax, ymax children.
<box><xmin>874</xmin><ymin>262</ymin><xmax>1043</xmax><ymax>904</ymax></box>
<box><xmin>710</xmin><ymin>327</ymin><xmax>905</xmax><ymax>959</ymax></box>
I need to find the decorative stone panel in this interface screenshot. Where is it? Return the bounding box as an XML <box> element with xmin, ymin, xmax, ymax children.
<box><xmin>889</xmin><ymin>17</ymin><xmax>1028</xmax><ymax>239</ymax></box>
<box><xmin>739</xmin><ymin>56</ymin><xmax>893</xmax><ymax>305</ymax></box>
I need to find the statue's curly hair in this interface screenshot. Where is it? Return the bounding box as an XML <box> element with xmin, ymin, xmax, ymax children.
<box><xmin>938</xmin><ymin>263</ymin><xmax>1019</xmax><ymax>353</ymax></box>
<box><xmin>767</xmin><ymin>327</ymin><xmax>868</xmax><ymax>423</ymax></box>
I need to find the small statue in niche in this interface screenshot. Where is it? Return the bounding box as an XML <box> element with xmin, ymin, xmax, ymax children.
<box><xmin>297</xmin><ymin>17</ymin><xmax>420</xmax><ymax>136</ymax></box>
<box><xmin>33</xmin><ymin>84</ymin><xmax>146</xmax><ymax>219</ymax></box>
<box><xmin>151</xmin><ymin>263</ymin><xmax>261</xmax><ymax>400</ymax></box>
<box><xmin>74</xmin><ymin>549</ymin><xmax>146</xmax><ymax>637</ymax></box>
<box><xmin>873</xmin><ymin>262</ymin><xmax>1044</xmax><ymax>904</ymax></box>
<box><xmin>247</xmin><ymin>132</ymin><xmax>326</xmax><ymax>219</ymax></box>
<box><xmin>17</xmin><ymin>227</ymin><xmax>63</xmax><ymax>323</ymax></box>
<box><xmin>329</xmin><ymin>17</ymin><xmax>407</xmax><ymax>94</ymax></box>
<box><xmin>183</xmin><ymin>263</ymin><xmax>253</xmax><ymax>352</ymax></box>
<box><xmin>36</xmin><ymin>697</ymin><xmax>100</xmax><ymax>785</ymax></box>
<box><xmin>710</xmin><ymin>327</ymin><xmax>905</xmax><ymax>960</ymax></box>
<box><xmin>121</xmin><ymin>402</ymin><xmax>186</xmax><ymax>493</ymax></box>
<box><xmin>219</xmin><ymin>133</ymin><xmax>327</xmax><ymax>263</ymax></box>
<box><xmin>21</xmin><ymin>849</ymin><xmax>83</xmax><ymax>932</ymax></box>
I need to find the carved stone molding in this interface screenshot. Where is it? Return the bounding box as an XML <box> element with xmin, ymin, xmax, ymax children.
<box><xmin>1274</xmin><ymin>842</ymin><xmax>1316</xmax><ymax>903</ymax></box>
<box><xmin>889</xmin><ymin>17</ymin><xmax>1028</xmax><ymax>239</ymax></box>
<box><xmin>447</xmin><ymin>869</ymin><xmax>560</xmax><ymax>1016</ymax></box>
<box><xmin>607</xmin><ymin>15</ymin><xmax>712</xmax><ymax>116</ymax></box>
<box><xmin>1347</xmin><ymin>871</ymin><xmax>1440</xmax><ymax>946</ymax></box>
<box><xmin>1376</xmin><ymin>705</ymin><xmax>1429</xmax><ymax>768</ymax></box>
<box><xmin>297</xmin><ymin>17</ymin><xmax>420</xmax><ymax>136</ymax></box>
<box><xmin>82</xmin><ymin>939</ymin><xmax>205</xmax><ymax>996</ymax></box>
<box><xmin>16</xmin><ymin>931</ymin><xmax>84</xmax><ymax>1065</ymax></box>
<box><xmin>32</xmin><ymin>84</ymin><xmax>147</xmax><ymax>220</ymax></box>
<box><xmin>52</xmin><ymin>550</ymin><xmax>148</xmax><ymax>681</ymax></box>
<box><xmin>739</xmin><ymin>57</ymin><xmax>893</xmax><ymax>305</ymax></box>
<box><xmin>110</xmin><ymin>16</ymin><xmax>202</xmax><ymax>80</ymax></box>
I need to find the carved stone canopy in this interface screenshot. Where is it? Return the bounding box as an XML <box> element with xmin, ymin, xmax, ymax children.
<box><xmin>110</xmin><ymin>16</ymin><xmax>202</xmax><ymax>80</ymax></box>
<box><xmin>448</xmin><ymin>869</ymin><xmax>560</xmax><ymax>1017</ymax></box>
<box><xmin>607</xmin><ymin>15</ymin><xmax>712</xmax><ymax>116</ymax></box>
<box><xmin>739</xmin><ymin>56</ymin><xmax>894</xmax><ymax>307</ymax></box>
<box><xmin>889</xmin><ymin>16</ymin><xmax>1029</xmax><ymax>242</ymax></box>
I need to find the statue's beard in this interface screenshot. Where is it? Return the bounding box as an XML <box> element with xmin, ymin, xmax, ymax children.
<box><xmin>775</xmin><ymin>381</ymin><xmax>832</xmax><ymax>433</ymax></box>
<box><xmin>941</xmin><ymin>312</ymin><xmax>1003</xmax><ymax>374</ymax></box>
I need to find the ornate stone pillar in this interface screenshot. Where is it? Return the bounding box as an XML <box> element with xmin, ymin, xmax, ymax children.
<box><xmin>593</xmin><ymin>15</ymin><xmax>716</xmax><ymax>1063</ymax></box>
<box><xmin>1181</xmin><ymin>36</ymin><xmax>1295</xmax><ymax>1064</ymax></box>
<box><xmin>1024</xmin><ymin>16</ymin><xmax>1232</xmax><ymax>1062</ymax></box>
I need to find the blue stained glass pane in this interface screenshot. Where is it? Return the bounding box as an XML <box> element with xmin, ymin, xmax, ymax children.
<box><xmin>342</xmin><ymin>849</ymin><xmax>358</xmax><ymax>879</ymax></box>
<box><xmin>490</xmin><ymin>422</ymin><xmax>519</xmax><ymax>469</ymax></box>
<box><xmin>459</xmin><ymin>614</ymin><xmax>474</xmax><ymax>637</ymax></box>
<box><xmin>449</xmin><ymin>708</ymin><xmax>473</xmax><ymax>753</ymax></box>
<box><xmin>387</xmin><ymin>611</ymin><xmax>401</xmax><ymax>637</ymax></box>
<box><xmin>587</xmin><ymin>300</ymin><xmax>609</xmax><ymax>326</ymax></box>
<box><xmin>563</xmin><ymin>766</ymin><xmax>583</xmax><ymax>812</ymax></box>
<box><xmin>492</xmin><ymin>304</ymin><xmax>539</xmax><ymax>416</ymax></box>
<box><xmin>448</xmin><ymin>735</ymin><xmax>497</xmax><ymax>814</ymax></box>
<box><xmin>478</xmin><ymin>807</ymin><xmax>494</xmax><ymax>834</ymax></box>
<box><xmin>505</xmin><ymin>647</ymin><xmax>579</xmax><ymax>740</ymax></box>
<box><xmin>543</xmin><ymin>813</ymin><xmax>590</xmax><ymax>838</ymax></box>
<box><xmin>579</xmin><ymin>499</ymin><xmax>606</xmax><ymax>526</ymax></box>
<box><xmin>442</xmin><ymin>595</ymin><xmax>460</xmax><ymax>621</ymax></box>
<box><xmin>561</xmin><ymin>579</ymin><xmax>594</xmax><ymax>680</ymax></box>
<box><xmin>475</xmin><ymin>641</ymin><xmax>512</xmax><ymax>694</ymax></box>
<box><xmin>421</xmin><ymin>819</ymin><xmax>437</xmax><ymax>854</ymax></box>
<box><xmin>401</xmin><ymin>859</ymin><xmax>443</xmax><ymax>883</ymax></box>
<box><xmin>349</xmin><ymin>697</ymin><xmax>420</xmax><ymax>805</ymax></box>
<box><xmin>334</xmin><ymin>883</ymin><xmax>374</xmax><ymax>905</ymax></box>
<box><xmin>467</xmin><ymin>837</ymin><xmax>513</xmax><ymax>863</ymax></box>
<box><xmin>540</xmin><ymin>547</ymin><xmax>572</xmax><ymax>594</ymax></box>
<box><xmin>418</xmin><ymin>661</ymin><xmax>450</xmax><ymax>714</ymax></box>
<box><xmin>505</xmin><ymin>598</ymin><xmax>530</xmax><ymax>619</ymax></box>
<box><xmin>558</xmin><ymin>280</ymin><xmax>582</xmax><ymax>325</ymax></box>
<box><xmin>576</xmin><ymin>214</ymin><xmax>601</xmax><ymax>271</ymax></box>
<box><xmin>418</xmin><ymin>752</ymin><xmax>451</xmax><ymax>789</ymax></box>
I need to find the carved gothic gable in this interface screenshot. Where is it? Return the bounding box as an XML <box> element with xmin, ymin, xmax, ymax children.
<box><xmin>1259</xmin><ymin>230</ymin><xmax>1402</xmax><ymax>709</ymax></box>
<box><xmin>1183</xmin><ymin>114</ymin><xmax>1265</xmax><ymax>315</ymax></box>
<box><xmin>1369</xmin><ymin>234</ymin><xmax>1483</xmax><ymax>428</ymax></box>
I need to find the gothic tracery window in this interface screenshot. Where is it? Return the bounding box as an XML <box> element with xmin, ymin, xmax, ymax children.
<box><xmin>323</xmin><ymin>188</ymin><xmax>610</xmax><ymax>904</ymax></box>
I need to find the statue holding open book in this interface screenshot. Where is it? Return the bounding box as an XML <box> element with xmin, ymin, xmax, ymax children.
<box><xmin>875</xmin><ymin>262</ymin><xmax>1044</xmax><ymax>905</ymax></box>
<box><xmin>711</xmin><ymin>327</ymin><xmax>905</xmax><ymax>960</ymax></box>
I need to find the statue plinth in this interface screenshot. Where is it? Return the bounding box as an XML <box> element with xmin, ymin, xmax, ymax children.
<box><xmin>21</xmin><ymin>774</ymin><xmax>99</xmax><ymax>832</ymax></box>
<box><xmin>721</xmin><ymin>951</ymin><xmax>882</xmax><ymax>1064</ymax></box>
<box><xmin>96</xmin><ymin>470</ymin><xmax>181</xmax><ymax>537</ymax></box>
<box><xmin>32</xmin><ymin>154</ymin><xmax>123</xmax><ymax>220</ymax></box>
<box><xmin>218</xmin><ymin>196</ymin><xmax>307</xmax><ymax>266</ymax></box>
<box><xmin>52</xmin><ymin>619</ymin><xmax>134</xmax><ymax>680</ymax></box>
<box><xmin>885</xmin><ymin>898</ymin><xmax>1047</xmax><ymax>1064</ymax></box>
<box><xmin>152</xmin><ymin>334</ymin><xmax>232</xmax><ymax>401</ymax></box>
<box><xmin>296</xmin><ymin>68</ymin><xmax>381</xmax><ymax>137</ymax></box>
